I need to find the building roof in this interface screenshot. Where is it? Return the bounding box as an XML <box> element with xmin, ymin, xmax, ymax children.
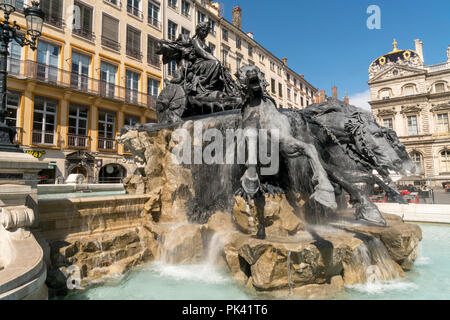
<box><xmin>370</xmin><ymin>39</ymin><xmax>420</xmax><ymax>69</ymax></box>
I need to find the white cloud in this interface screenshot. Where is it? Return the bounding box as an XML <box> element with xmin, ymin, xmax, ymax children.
<box><xmin>348</xmin><ymin>90</ymin><xmax>371</xmax><ymax>111</ymax></box>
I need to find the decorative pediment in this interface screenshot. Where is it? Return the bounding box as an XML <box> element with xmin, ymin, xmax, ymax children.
<box><xmin>400</xmin><ymin>104</ymin><xmax>422</xmax><ymax>114</ymax></box>
<box><xmin>377</xmin><ymin>108</ymin><xmax>397</xmax><ymax>117</ymax></box>
<box><xmin>430</xmin><ymin>102</ymin><xmax>450</xmax><ymax>113</ymax></box>
<box><xmin>66</xmin><ymin>150</ymin><xmax>95</xmax><ymax>161</ymax></box>
<box><xmin>369</xmin><ymin>64</ymin><xmax>425</xmax><ymax>83</ymax></box>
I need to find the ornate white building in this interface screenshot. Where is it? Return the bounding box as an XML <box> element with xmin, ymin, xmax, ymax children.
<box><xmin>368</xmin><ymin>39</ymin><xmax>450</xmax><ymax>186</ymax></box>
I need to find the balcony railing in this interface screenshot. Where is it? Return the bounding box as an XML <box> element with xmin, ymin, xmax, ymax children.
<box><xmin>127</xmin><ymin>4</ymin><xmax>143</xmax><ymax>19</ymax></box>
<box><xmin>7</xmin><ymin>59</ymin><xmax>156</xmax><ymax>109</ymax></box>
<box><xmin>101</xmin><ymin>36</ymin><xmax>121</xmax><ymax>52</ymax></box>
<box><xmin>148</xmin><ymin>17</ymin><xmax>161</xmax><ymax>29</ymax></box>
<box><xmin>72</xmin><ymin>28</ymin><xmax>95</xmax><ymax>42</ymax></box>
<box><xmin>126</xmin><ymin>47</ymin><xmax>143</xmax><ymax>60</ymax></box>
<box><xmin>98</xmin><ymin>137</ymin><xmax>116</xmax><ymax>150</ymax></box>
<box><xmin>68</xmin><ymin>134</ymin><xmax>89</xmax><ymax>148</ymax></box>
<box><xmin>147</xmin><ymin>55</ymin><xmax>161</xmax><ymax>68</ymax></box>
<box><xmin>104</xmin><ymin>0</ymin><xmax>122</xmax><ymax>7</ymax></box>
<box><xmin>32</xmin><ymin>130</ymin><xmax>55</xmax><ymax>145</ymax></box>
<box><xmin>43</xmin><ymin>14</ymin><xmax>65</xmax><ymax>29</ymax></box>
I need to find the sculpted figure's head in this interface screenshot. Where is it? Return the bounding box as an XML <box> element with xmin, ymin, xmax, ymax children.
<box><xmin>195</xmin><ymin>22</ymin><xmax>210</xmax><ymax>40</ymax></box>
<box><xmin>235</xmin><ymin>65</ymin><xmax>268</xmax><ymax>98</ymax></box>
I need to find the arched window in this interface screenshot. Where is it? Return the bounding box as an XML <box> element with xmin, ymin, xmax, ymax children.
<box><xmin>379</xmin><ymin>88</ymin><xmax>392</xmax><ymax>100</ymax></box>
<box><xmin>403</xmin><ymin>84</ymin><xmax>416</xmax><ymax>95</ymax></box>
<box><xmin>435</xmin><ymin>83</ymin><xmax>446</xmax><ymax>93</ymax></box>
<box><xmin>409</xmin><ymin>151</ymin><xmax>423</xmax><ymax>173</ymax></box>
<box><xmin>440</xmin><ymin>150</ymin><xmax>450</xmax><ymax>173</ymax></box>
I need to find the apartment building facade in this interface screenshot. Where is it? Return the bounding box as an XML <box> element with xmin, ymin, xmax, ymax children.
<box><xmin>368</xmin><ymin>39</ymin><xmax>450</xmax><ymax>186</ymax></box>
<box><xmin>6</xmin><ymin>0</ymin><xmax>317</xmax><ymax>184</ymax></box>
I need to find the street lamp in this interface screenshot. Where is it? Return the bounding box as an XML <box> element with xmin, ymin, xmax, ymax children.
<box><xmin>0</xmin><ymin>1</ymin><xmax>44</xmax><ymax>152</ymax></box>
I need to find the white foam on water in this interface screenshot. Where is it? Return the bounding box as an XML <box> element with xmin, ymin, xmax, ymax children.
<box><xmin>148</xmin><ymin>261</ymin><xmax>230</xmax><ymax>285</ymax></box>
<box><xmin>415</xmin><ymin>256</ymin><xmax>431</xmax><ymax>266</ymax></box>
<box><xmin>346</xmin><ymin>279</ymin><xmax>418</xmax><ymax>295</ymax></box>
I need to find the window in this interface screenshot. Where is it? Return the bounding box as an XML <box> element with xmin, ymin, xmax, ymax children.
<box><xmin>278</xmin><ymin>83</ymin><xmax>283</xmax><ymax>98</ymax></box>
<box><xmin>236</xmin><ymin>37</ymin><xmax>241</xmax><ymax>49</ymax></box>
<box><xmin>40</xmin><ymin>0</ymin><xmax>63</xmax><ymax>28</ymax></box>
<box><xmin>435</xmin><ymin>83</ymin><xmax>446</xmax><ymax>93</ymax></box>
<box><xmin>294</xmin><ymin>93</ymin><xmax>297</xmax><ymax>104</ymax></box>
<box><xmin>148</xmin><ymin>1</ymin><xmax>160</xmax><ymax>27</ymax></box>
<box><xmin>70</xmin><ymin>51</ymin><xmax>91</xmax><ymax>91</ymax></box>
<box><xmin>73</xmin><ymin>1</ymin><xmax>93</xmax><ymax>40</ymax></box>
<box><xmin>410</xmin><ymin>152</ymin><xmax>423</xmax><ymax>173</ymax></box>
<box><xmin>287</xmin><ymin>73</ymin><xmax>290</xmax><ymax>82</ymax></box>
<box><xmin>208</xmin><ymin>43</ymin><xmax>215</xmax><ymax>56</ymax></box>
<box><xmin>198</xmin><ymin>10</ymin><xmax>206</xmax><ymax>24</ymax></box>
<box><xmin>407</xmin><ymin>115</ymin><xmax>418</xmax><ymax>136</ymax></box>
<box><xmin>147</xmin><ymin>35</ymin><xmax>160</xmax><ymax>67</ymax></box>
<box><xmin>98</xmin><ymin>110</ymin><xmax>116</xmax><ymax>150</ymax></box>
<box><xmin>68</xmin><ymin>103</ymin><xmax>89</xmax><ymax>148</ymax></box>
<box><xmin>148</xmin><ymin>77</ymin><xmax>160</xmax><ymax>97</ymax></box>
<box><xmin>383</xmin><ymin>118</ymin><xmax>393</xmax><ymax>130</ymax></box>
<box><xmin>259</xmin><ymin>53</ymin><xmax>265</xmax><ymax>63</ymax></box>
<box><xmin>404</xmin><ymin>85</ymin><xmax>415</xmax><ymax>95</ymax></box>
<box><xmin>181</xmin><ymin>0</ymin><xmax>190</xmax><ymax>16</ymax></box>
<box><xmin>102</xmin><ymin>14</ymin><xmax>120</xmax><ymax>51</ymax></box>
<box><xmin>248</xmin><ymin>45</ymin><xmax>253</xmax><ymax>57</ymax></box>
<box><xmin>36</xmin><ymin>41</ymin><xmax>60</xmax><ymax>82</ymax></box>
<box><xmin>277</xmin><ymin>66</ymin><xmax>281</xmax><ymax>76</ymax></box>
<box><xmin>209</xmin><ymin>19</ymin><xmax>216</xmax><ymax>35</ymax></box>
<box><xmin>100</xmin><ymin>61</ymin><xmax>117</xmax><ymax>98</ymax></box>
<box><xmin>440</xmin><ymin>150</ymin><xmax>450</xmax><ymax>173</ymax></box>
<box><xmin>125</xmin><ymin>114</ymin><xmax>140</xmax><ymax>126</ymax></box>
<box><xmin>5</xmin><ymin>38</ymin><xmax>21</xmax><ymax>74</ymax></box>
<box><xmin>271</xmin><ymin>79</ymin><xmax>276</xmax><ymax>94</ymax></box>
<box><xmin>127</xmin><ymin>0</ymin><xmax>141</xmax><ymax>17</ymax></box>
<box><xmin>301</xmin><ymin>97</ymin><xmax>304</xmax><ymax>107</ymax></box>
<box><xmin>437</xmin><ymin>113</ymin><xmax>449</xmax><ymax>133</ymax></box>
<box><xmin>287</xmin><ymin>88</ymin><xmax>291</xmax><ymax>100</ymax></box>
<box><xmin>168</xmin><ymin>20</ymin><xmax>177</xmax><ymax>41</ymax></box>
<box><xmin>126</xmin><ymin>25</ymin><xmax>142</xmax><ymax>59</ymax></box>
<box><xmin>5</xmin><ymin>92</ymin><xmax>20</xmax><ymax>142</ymax></box>
<box><xmin>380</xmin><ymin>89</ymin><xmax>391</xmax><ymax>100</ymax></box>
<box><xmin>181</xmin><ymin>28</ymin><xmax>190</xmax><ymax>37</ymax></box>
<box><xmin>32</xmin><ymin>96</ymin><xmax>58</xmax><ymax>145</ymax></box>
<box><xmin>126</xmin><ymin>70</ymin><xmax>140</xmax><ymax>103</ymax></box>
<box><xmin>222</xmin><ymin>28</ymin><xmax>228</xmax><ymax>41</ymax></box>
<box><xmin>294</xmin><ymin>78</ymin><xmax>297</xmax><ymax>87</ymax></box>
<box><xmin>168</xmin><ymin>60</ymin><xmax>177</xmax><ymax>76</ymax></box>
<box><xmin>147</xmin><ymin>77</ymin><xmax>159</xmax><ymax>107</ymax></box>
<box><xmin>168</xmin><ymin>0</ymin><xmax>177</xmax><ymax>9</ymax></box>
<box><xmin>222</xmin><ymin>49</ymin><xmax>228</xmax><ymax>65</ymax></box>
<box><xmin>236</xmin><ymin>56</ymin><xmax>241</xmax><ymax>70</ymax></box>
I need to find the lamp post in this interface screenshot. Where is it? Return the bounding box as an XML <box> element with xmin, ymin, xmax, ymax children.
<box><xmin>0</xmin><ymin>1</ymin><xmax>44</xmax><ymax>152</ymax></box>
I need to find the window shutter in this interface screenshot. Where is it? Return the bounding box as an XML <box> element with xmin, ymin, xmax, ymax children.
<box><xmin>102</xmin><ymin>14</ymin><xmax>119</xmax><ymax>41</ymax></box>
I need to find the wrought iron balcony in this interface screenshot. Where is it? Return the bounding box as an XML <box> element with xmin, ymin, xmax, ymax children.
<box><xmin>101</xmin><ymin>36</ymin><xmax>121</xmax><ymax>52</ymax></box>
<box><xmin>147</xmin><ymin>55</ymin><xmax>161</xmax><ymax>68</ymax></box>
<box><xmin>127</xmin><ymin>4</ymin><xmax>143</xmax><ymax>19</ymax></box>
<box><xmin>43</xmin><ymin>14</ymin><xmax>65</xmax><ymax>29</ymax></box>
<box><xmin>72</xmin><ymin>28</ymin><xmax>95</xmax><ymax>42</ymax></box>
<box><xmin>98</xmin><ymin>137</ymin><xmax>116</xmax><ymax>151</ymax></box>
<box><xmin>148</xmin><ymin>17</ymin><xmax>161</xmax><ymax>29</ymax></box>
<box><xmin>7</xmin><ymin>59</ymin><xmax>156</xmax><ymax>110</ymax></box>
<box><xmin>67</xmin><ymin>134</ymin><xmax>89</xmax><ymax>148</ymax></box>
<box><xmin>126</xmin><ymin>47</ymin><xmax>143</xmax><ymax>60</ymax></box>
<box><xmin>32</xmin><ymin>130</ymin><xmax>55</xmax><ymax>146</ymax></box>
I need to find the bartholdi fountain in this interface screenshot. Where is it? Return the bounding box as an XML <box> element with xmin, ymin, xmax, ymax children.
<box><xmin>114</xmin><ymin>22</ymin><xmax>422</xmax><ymax>298</ymax></box>
<box><xmin>35</xmin><ymin>22</ymin><xmax>421</xmax><ymax>299</ymax></box>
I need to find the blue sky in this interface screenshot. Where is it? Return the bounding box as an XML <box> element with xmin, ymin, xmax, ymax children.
<box><xmin>219</xmin><ymin>0</ymin><xmax>450</xmax><ymax>108</ymax></box>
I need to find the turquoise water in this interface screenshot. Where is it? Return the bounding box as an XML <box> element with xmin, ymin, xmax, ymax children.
<box><xmin>38</xmin><ymin>190</ymin><xmax>126</xmax><ymax>200</ymax></box>
<box><xmin>65</xmin><ymin>224</ymin><xmax>449</xmax><ymax>300</ymax></box>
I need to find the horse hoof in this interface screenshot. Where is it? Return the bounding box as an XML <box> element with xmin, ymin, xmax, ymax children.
<box><xmin>310</xmin><ymin>189</ymin><xmax>337</xmax><ymax>210</ymax></box>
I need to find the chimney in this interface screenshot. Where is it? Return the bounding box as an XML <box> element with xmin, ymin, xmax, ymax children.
<box><xmin>246</xmin><ymin>32</ymin><xmax>253</xmax><ymax>39</ymax></box>
<box><xmin>332</xmin><ymin>86</ymin><xmax>338</xmax><ymax>99</ymax></box>
<box><xmin>344</xmin><ymin>93</ymin><xmax>349</xmax><ymax>104</ymax></box>
<box><xmin>319</xmin><ymin>90</ymin><xmax>326</xmax><ymax>103</ymax></box>
<box><xmin>282</xmin><ymin>58</ymin><xmax>287</xmax><ymax>66</ymax></box>
<box><xmin>414</xmin><ymin>39</ymin><xmax>424</xmax><ymax>63</ymax></box>
<box><xmin>315</xmin><ymin>94</ymin><xmax>320</xmax><ymax>104</ymax></box>
<box><xmin>447</xmin><ymin>45</ymin><xmax>450</xmax><ymax>62</ymax></box>
<box><xmin>232</xmin><ymin>6</ymin><xmax>242</xmax><ymax>30</ymax></box>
